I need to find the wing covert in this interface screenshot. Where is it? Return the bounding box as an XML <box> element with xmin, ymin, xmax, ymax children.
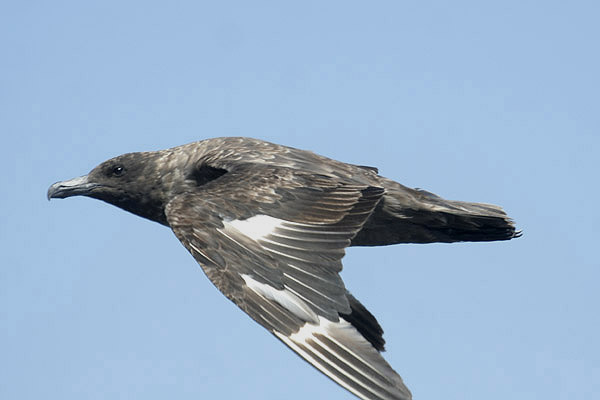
<box><xmin>165</xmin><ymin>165</ymin><xmax>411</xmax><ymax>399</ymax></box>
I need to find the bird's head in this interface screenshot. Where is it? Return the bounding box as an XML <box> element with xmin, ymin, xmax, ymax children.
<box><xmin>48</xmin><ymin>151</ymin><xmax>175</xmax><ymax>225</ymax></box>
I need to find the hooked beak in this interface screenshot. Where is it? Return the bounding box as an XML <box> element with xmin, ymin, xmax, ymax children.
<box><xmin>47</xmin><ymin>175</ymin><xmax>99</xmax><ymax>200</ymax></box>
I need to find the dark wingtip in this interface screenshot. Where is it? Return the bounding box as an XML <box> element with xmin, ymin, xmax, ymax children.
<box><xmin>340</xmin><ymin>292</ymin><xmax>386</xmax><ymax>352</ymax></box>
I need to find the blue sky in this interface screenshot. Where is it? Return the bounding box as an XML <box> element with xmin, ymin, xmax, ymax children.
<box><xmin>1</xmin><ymin>1</ymin><xmax>598</xmax><ymax>399</ymax></box>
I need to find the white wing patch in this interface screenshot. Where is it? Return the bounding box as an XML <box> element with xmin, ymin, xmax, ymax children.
<box><xmin>241</xmin><ymin>274</ymin><xmax>319</xmax><ymax>324</ymax></box>
<box><xmin>225</xmin><ymin>214</ymin><xmax>410</xmax><ymax>398</ymax></box>
<box><xmin>274</xmin><ymin>317</ymin><xmax>411</xmax><ymax>400</ymax></box>
<box><xmin>227</xmin><ymin>215</ymin><xmax>284</xmax><ymax>241</ymax></box>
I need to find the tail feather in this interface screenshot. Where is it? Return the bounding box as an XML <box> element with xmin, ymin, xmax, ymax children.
<box><xmin>352</xmin><ymin>180</ymin><xmax>520</xmax><ymax>246</ymax></box>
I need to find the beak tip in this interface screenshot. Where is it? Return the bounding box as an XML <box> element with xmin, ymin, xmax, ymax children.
<box><xmin>47</xmin><ymin>183</ymin><xmax>59</xmax><ymax>201</ymax></box>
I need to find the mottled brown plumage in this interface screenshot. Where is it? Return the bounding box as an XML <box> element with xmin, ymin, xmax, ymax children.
<box><xmin>48</xmin><ymin>137</ymin><xmax>520</xmax><ymax>400</ymax></box>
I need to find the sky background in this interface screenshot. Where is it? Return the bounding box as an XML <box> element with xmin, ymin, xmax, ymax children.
<box><xmin>1</xmin><ymin>1</ymin><xmax>599</xmax><ymax>399</ymax></box>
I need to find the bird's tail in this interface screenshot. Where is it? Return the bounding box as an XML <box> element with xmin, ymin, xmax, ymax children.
<box><xmin>351</xmin><ymin>179</ymin><xmax>520</xmax><ymax>246</ymax></box>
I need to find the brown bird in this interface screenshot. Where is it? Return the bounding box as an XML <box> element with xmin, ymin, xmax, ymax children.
<box><xmin>48</xmin><ymin>137</ymin><xmax>520</xmax><ymax>400</ymax></box>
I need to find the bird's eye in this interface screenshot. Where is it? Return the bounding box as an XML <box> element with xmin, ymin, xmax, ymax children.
<box><xmin>112</xmin><ymin>165</ymin><xmax>125</xmax><ymax>177</ymax></box>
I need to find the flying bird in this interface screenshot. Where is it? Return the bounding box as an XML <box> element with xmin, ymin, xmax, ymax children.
<box><xmin>48</xmin><ymin>137</ymin><xmax>520</xmax><ymax>400</ymax></box>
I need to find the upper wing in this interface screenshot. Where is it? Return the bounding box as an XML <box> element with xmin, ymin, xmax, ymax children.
<box><xmin>165</xmin><ymin>164</ymin><xmax>412</xmax><ymax>400</ymax></box>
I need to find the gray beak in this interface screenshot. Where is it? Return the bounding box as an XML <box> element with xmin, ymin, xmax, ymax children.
<box><xmin>47</xmin><ymin>175</ymin><xmax>98</xmax><ymax>200</ymax></box>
